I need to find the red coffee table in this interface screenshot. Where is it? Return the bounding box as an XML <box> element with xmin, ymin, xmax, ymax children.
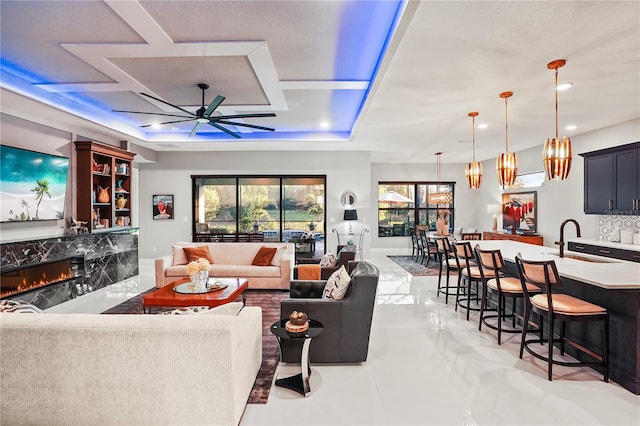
<box><xmin>142</xmin><ymin>277</ymin><xmax>248</xmax><ymax>313</ymax></box>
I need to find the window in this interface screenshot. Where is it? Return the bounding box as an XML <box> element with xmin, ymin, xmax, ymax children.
<box><xmin>193</xmin><ymin>175</ymin><xmax>325</xmax><ymax>243</ymax></box>
<box><xmin>378</xmin><ymin>182</ymin><xmax>455</xmax><ymax>237</ymax></box>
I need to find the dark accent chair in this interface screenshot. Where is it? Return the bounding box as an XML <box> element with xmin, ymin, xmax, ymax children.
<box><xmin>294</xmin><ymin>247</ymin><xmax>356</xmax><ymax>280</ymax></box>
<box><xmin>280</xmin><ymin>261</ymin><xmax>379</xmax><ymax>363</ymax></box>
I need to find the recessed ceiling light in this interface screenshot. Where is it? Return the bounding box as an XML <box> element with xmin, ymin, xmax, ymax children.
<box><xmin>478</xmin><ymin>123</ymin><xmax>488</xmax><ymax>129</ymax></box>
<box><xmin>320</xmin><ymin>121</ymin><xmax>330</xmax><ymax>129</ymax></box>
<box><xmin>565</xmin><ymin>124</ymin><xmax>577</xmax><ymax>130</ymax></box>
<box><xmin>151</xmin><ymin>123</ymin><xmax>162</xmax><ymax>129</ymax></box>
<box><xmin>171</xmin><ymin>126</ymin><xmax>179</xmax><ymax>131</ymax></box>
<box><xmin>556</xmin><ymin>82</ymin><xmax>573</xmax><ymax>91</ymax></box>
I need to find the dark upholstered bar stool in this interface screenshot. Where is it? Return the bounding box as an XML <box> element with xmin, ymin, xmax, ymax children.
<box><xmin>475</xmin><ymin>246</ymin><xmax>541</xmax><ymax>345</ymax></box>
<box><xmin>515</xmin><ymin>255</ymin><xmax>609</xmax><ymax>382</ymax></box>
<box><xmin>452</xmin><ymin>241</ymin><xmax>483</xmax><ymax>321</ymax></box>
<box><xmin>435</xmin><ymin>236</ymin><xmax>459</xmax><ymax>304</ymax></box>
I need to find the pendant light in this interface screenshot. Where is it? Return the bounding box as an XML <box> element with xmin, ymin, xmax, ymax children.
<box><xmin>496</xmin><ymin>91</ymin><xmax>518</xmax><ymax>189</ymax></box>
<box><xmin>543</xmin><ymin>59</ymin><xmax>572</xmax><ymax>180</ymax></box>
<box><xmin>465</xmin><ymin>111</ymin><xmax>483</xmax><ymax>190</ymax></box>
<box><xmin>428</xmin><ymin>152</ymin><xmax>453</xmax><ymax>205</ymax></box>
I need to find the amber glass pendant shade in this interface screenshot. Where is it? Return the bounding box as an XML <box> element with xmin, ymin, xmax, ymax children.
<box><xmin>465</xmin><ymin>111</ymin><xmax>482</xmax><ymax>190</ymax></box>
<box><xmin>496</xmin><ymin>91</ymin><xmax>518</xmax><ymax>189</ymax></box>
<box><xmin>543</xmin><ymin>59</ymin><xmax>572</xmax><ymax>181</ymax></box>
<box><xmin>428</xmin><ymin>152</ymin><xmax>453</xmax><ymax>205</ymax></box>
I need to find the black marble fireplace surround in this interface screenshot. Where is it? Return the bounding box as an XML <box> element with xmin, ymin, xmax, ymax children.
<box><xmin>0</xmin><ymin>229</ymin><xmax>139</xmax><ymax>309</ymax></box>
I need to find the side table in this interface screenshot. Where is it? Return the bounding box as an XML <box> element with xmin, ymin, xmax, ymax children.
<box><xmin>270</xmin><ymin>319</ymin><xmax>323</xmax><ymax>396</ymax></box>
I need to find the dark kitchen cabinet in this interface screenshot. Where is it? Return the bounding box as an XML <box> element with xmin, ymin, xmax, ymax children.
<box><xmin>615</xmin><ymin>148</ymin><xmax>640</xmax><ymax>212</ymax></box>
<box><xmin>580</xmin><ymin>142</ymin><xmax>640</xmax><ymax>215</ymax></box>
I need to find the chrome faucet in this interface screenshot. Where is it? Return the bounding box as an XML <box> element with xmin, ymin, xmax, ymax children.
<box><xmin>555</xmin><ymin>219</ymin><xmax>582</xmax><ymax>258</ymax></box>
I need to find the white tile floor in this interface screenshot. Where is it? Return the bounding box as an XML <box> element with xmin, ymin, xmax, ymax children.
<box><xmin>49</xmin><ymin>250</ymin><xmax>640</xmax><ymax>425</ymax></box>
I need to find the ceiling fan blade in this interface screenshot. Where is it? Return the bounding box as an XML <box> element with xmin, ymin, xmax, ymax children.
<box><xmin>215</xmin><ymin>120</ymin><xmax>275</xmax><ymax>132</ymax></box>
<box><xmin>189</xmin><ymin>122</ymin><xmax>204</xmax><ymax>138</ymax></box>
<box><xmin>214</xmin><ymin>113</ymin><xmax>277</xmax><ymax>120</ymax></box>
<box><xmin>112</xmin><ymin>110</ymin><xmax>192</xmax><ymax>119</ymax></box>
<box><xmin>207</xmin><ymin>120</ymin><xmax>241</xmax><ymax>139</ymax></box>
<box><xmin>140</xmin><ymin>118</ymin><xmax>195</xmax><ymax>128</ymax></box>
<box><xmin>204</xmin><ymin>95</ymin><xmax>225</xmax><ymax>118</ymax></box>
<box><xmin>139</xmin><ymin>92</ymin><xmax>195</xmax><ymax>116</ymax></box>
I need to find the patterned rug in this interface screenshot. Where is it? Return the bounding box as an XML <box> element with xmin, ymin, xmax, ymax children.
<box><xmin>387</xmin><ymin>255</ymin><xmax>444</xmax><ymax>276</ymax></box>
<box><xmin>102</xmin><ymin>288</ymin><xmax>287</xmax><ymax>404</ymax></box>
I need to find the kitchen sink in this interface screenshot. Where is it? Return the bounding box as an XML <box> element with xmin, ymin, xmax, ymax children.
<box><xmin>546</xmin><ymin>252</ymin><xmax>618</xmax><ymax>263</ymax></box>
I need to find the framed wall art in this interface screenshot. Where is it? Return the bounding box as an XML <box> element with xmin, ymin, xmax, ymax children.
<box><xmin>153</xmin><ymin>194</ymin><xmax>174</xmax><ymax>220</ymax></box>
<box><xmin>501</xmin><ymin>191</ymin><xmax>537</xmax><ymax>232</ymax></box>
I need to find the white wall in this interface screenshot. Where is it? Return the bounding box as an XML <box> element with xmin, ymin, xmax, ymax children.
<box><xmin>476</xmin><ymin>118</ymin><xmax>640</xmax><ymax>247</ymax></box>
<box><xmin>138</xmin><ymin>151</ymin><xmax>372</xmax><ymax>259</ymax></box>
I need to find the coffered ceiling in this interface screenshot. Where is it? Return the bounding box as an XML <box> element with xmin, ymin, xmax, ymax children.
<box><xmin>1</xmin><ymin>1</ymin><xmax>638</xmax><ymax>163</ymax></box>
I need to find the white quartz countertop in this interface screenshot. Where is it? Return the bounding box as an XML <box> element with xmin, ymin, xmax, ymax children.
<box><xmin>568</xmin><ymin>238</ymin><xmax>640</xmax><ymax>252</ymax></box>
<box><xmin>474</xmin><ymin>240</ymin><xmax>640</xmax><ymax>290</ymax></box>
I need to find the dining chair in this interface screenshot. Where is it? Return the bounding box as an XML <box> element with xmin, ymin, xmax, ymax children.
<box><xmin>461</xmin><ymin>232</ymin><xmax>482</xmax><ymax>240</ymax></box>
<box><xmin>515</xmin><ymin>255</ymin><xmax>609</xmax><ymax>382</ymax></box>
<box><xmin>475</xmin><ymin>246</ymin><xmax>541</xmax><ymax>345</ymax></box>
<box><xmin>409</xmin><ymin>227</ymin><xmax>422</xmax><ymax>261</ymax></box>
<box><xmin>418</xmin><ymin>228</ymin><xmax>437</xmax><ymax>266</ymax></box>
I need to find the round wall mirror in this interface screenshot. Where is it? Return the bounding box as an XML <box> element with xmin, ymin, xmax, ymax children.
<box><xmin>341</xmin><ymin>191</ymin><xmax>357</xmax><ymax>208</ymax></box>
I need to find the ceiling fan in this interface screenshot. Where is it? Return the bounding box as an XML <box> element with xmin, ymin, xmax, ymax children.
<box><xmin>113</xmin><ymin>83</ymin><xmax>276</xmax><ymax>138</ymax></box>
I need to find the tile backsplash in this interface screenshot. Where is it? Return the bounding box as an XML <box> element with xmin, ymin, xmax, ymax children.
<box><xmin>599</xmin><ymin>213</ymin><xmax>640</xmax><ymax>243</ymax></box>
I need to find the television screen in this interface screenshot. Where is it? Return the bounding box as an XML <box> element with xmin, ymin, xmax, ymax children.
<box><xmin>1</xmin><ymin>145</ymin><xmax>70</xmax><ymax>222</ymax></box>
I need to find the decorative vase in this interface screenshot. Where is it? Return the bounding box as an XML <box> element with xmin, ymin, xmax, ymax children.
<box><xmin>97</xmin><ymin>186</ymin><xmax>109</xmax><ymax>203</ymax></box>
<box><xmin>198</xmin><ymin>269</ymin><xmax>209</xmax><ymax>287</ymax></box>
<box><xmin>190</xmin><ymin>269</ymin><xmax>208</xmax><ymax>289</ymax></box>
<box><xmin>116</xmin><ymin>194</ymin><xmax>127</xmax><ymax>209</ymax></box>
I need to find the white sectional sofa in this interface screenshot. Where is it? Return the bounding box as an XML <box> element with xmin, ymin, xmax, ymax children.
<box><xmin>0</xmin><ymin>303</ymin><xmax>261</xmax><ymax>426</ymax></box>
<box><xmin>155</xmin><ymin>241</ymin><xmax>294</xmax><ymax>290</ymax></box>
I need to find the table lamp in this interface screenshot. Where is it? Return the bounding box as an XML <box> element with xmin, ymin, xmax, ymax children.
<box><xmin>344</xmin><ymin>209</ymin><xmax>357</xmax><ymax>234</ymax></box>
<box><xmin>487</xmin><ymin>204</ymin><xmax>502</xmax><ymax>231</ymax></box>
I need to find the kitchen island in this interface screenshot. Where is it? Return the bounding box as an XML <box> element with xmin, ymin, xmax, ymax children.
<box><xmin>473</xmin><ymin>240</ymin><xmax>640</xmax><ymax>394</ymax></box>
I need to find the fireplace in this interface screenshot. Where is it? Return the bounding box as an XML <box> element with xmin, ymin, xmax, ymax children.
<box><xmin>1</xmin><ymin>231</ymin><xmax>139</xmax><ymax>309</ymax></box>
<box><xmin>0</xmin><ymin>259</ymin><xmax>81</xmax><ymax>300</ymax></box>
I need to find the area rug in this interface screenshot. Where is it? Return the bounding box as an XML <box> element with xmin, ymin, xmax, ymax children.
<box><xmin>102</xmin><ymin>288</ymin><xmax>287</xmax><ymax>404</ymax></box>
<box><xmin>387</xmin><ymin>255</ymin><xmax>444</xmax><ymax>276</ymax></box>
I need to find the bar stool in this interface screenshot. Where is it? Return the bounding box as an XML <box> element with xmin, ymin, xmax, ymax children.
<box><xmin>515</xmin><ymin>255</ymin><xmax>609</xmax><ymax>382</ymax></box>
<box><xmin>435</xmin><ymin>236</ymin><xmax>459</xmax><ymax>304</ymax></box>
<box><xmin>452</xmin><ymin>241</ymin><xmax>483</xmax><ymax>321</ymax></box>
<box><xmin>475</xmin><ymin>246</ymin><xmax>541</xmax><ymax>345</ymax></box>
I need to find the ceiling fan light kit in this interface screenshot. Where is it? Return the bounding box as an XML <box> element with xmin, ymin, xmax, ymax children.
<box><xmin>465</xmin><ymin>111</ymin><xmax>483</xmax><ymax>190</ymax></box>
<box><xmin>543</xmin><ymin>59</ymin><xmax>572</xmax><ymax>181</ymax></box>
<box><xmin>112</xmin><ymin>83</ymin><xmax>276</xmax><ymax>139</ymax></box>
<box><xmin>496</xmin><ymin>91</ymin><xmax>518</xmax><ymax>189</ymax></box>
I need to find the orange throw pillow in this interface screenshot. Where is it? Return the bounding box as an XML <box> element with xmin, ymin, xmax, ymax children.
<box><xmin>182</xmin><ymin>246</ymin><xmax>214</xmax><ymax>264</ymax></box>
<box><xmin>252</xmin><ymin>246</ymin><xmax>277</xmax><ymax>266</ymax></box>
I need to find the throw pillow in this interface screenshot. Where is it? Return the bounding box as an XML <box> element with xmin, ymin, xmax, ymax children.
<box><xmin>172</xmin><ymin>245</ymin><xmax>191</xmax><ymax>265</ymax></box>
<box><xmin>320</xmin><ymin>250</ymin><xmax>337</xmax><ymax>267</ymax></box>
<box><xmin>323</xmin><ymin>265</ymin><xmax>351</xmax><ymax>300</ymax></box>
<box><xmin>270</xmin><ymin>246</ymin><xmax>288</xmax><ymax>266</ymax></box>
<box><xmin>0</xmin><ymin>300</ymin><xmax>43</xmax><ymax>313</ymax></box>
<box><xmin>252</xmin><ymin>246</ymin><xmax>277</xmax><ymax>266</ymax></box>
<box><xmin>182</xmin><ymin>246</ymin><xmax>214</xmax><ymax>263</ymax></box>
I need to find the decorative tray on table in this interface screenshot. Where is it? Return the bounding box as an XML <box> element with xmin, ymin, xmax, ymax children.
<box><xmin>173</xmin><ymin>281</ymin><xmax>228</xmax><ymax>294</ymax></box>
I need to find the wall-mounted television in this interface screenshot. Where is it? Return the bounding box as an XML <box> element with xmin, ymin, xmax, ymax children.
<box><xmin>1</xmin><ymin>145</ymin><xmax>70</xmax><ymax>222</ymax></box>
